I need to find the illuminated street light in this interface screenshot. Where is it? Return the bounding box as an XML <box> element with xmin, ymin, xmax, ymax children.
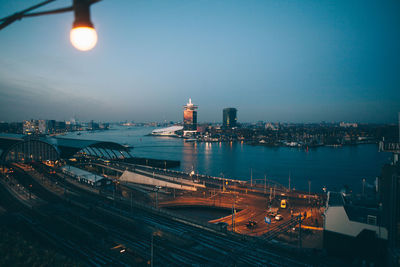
<box><xmin>0</xmin><ymin>0</ymin><xmax>101</xmax><ymax>52</ymax></box>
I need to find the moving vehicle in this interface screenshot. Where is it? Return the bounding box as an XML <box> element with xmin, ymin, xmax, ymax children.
<box><xmin>280</xmin><ymin>199</ymin><xmax>287</xmax><ymax>209</ymax></box>
<box><xmin>275</xmin><ymin>214</ymin><xmax>283</xmax><ymax>221</ymax></box>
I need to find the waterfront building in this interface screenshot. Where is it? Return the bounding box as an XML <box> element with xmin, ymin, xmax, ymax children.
<box><xmin>23</xmin><ymin>120</ymin><xmax>35</xmax><ymax>134</ymax></box>
<box><xmin>183</xmin><ymin>98</ymin><xmax>198</xmax><ymax>135</ymax></box>
<box><xmin>340</xmin><ymin>122</ymin><xmax>358</xmax><ymax>128</ymax></box>
<box><xmin>99</xmin><ymin>122</ymin><xmax>110</xmax><ymax>130</ymax></box>
<box><xmin>46</xmin><ymin>120</ymin><xmax>56</xmax><ymax>134</ymax></box>
<box><xmin>88</xmin><ymin>120</ymin><xmax>99</xmax><ymax>131</ymax></box>
<box><xmin>38</xmin><ymin>120</ymin><xmax>47</xmax><ymax>134</ymax></box>
<box><xmin>323</xmin><ymin>191</ymin><xmax>388</xmax><ymax>262</ymax></box>
<box><xmin>10</xmin><ymin>122</ymin><xmax>23</xmax><ymax>134</ymax></box>
<box><xmin>152</xmin><ymin>125</ymin><xmax>183</xmax><ymax>136</ymax></box>
<box><xmin>223</xmin><ymin>108</ymin><xmax>237</xmax><ymax>128</ymax></box>
<box><xmin>65</xmin><ymin>120</ymin><xmax>72</xmax><ymax>131</ymax></box>
<box><xmin>23</xmin><ymin>119</ymin><xmax>47</xmax><ymax>135</ymax></box>
<box><xmin>265</xmin><ymin>122</ymin><xmax>278</xmax><ymax>131</ymax></box>
<box><xmin>55</xmin><ymin>121</ymin><xmax>66</xmax><ymax>132</ymax></box>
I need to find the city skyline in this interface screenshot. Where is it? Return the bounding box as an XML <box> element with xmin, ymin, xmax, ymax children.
<box><xmin>1</xmin><ymin>1</ymin><xmax>399</xmax><ymax>265</ymax></box>
<box><xmin>0</xmin><ymin>98</ymin><xmax>399</xmax><ymax>125</ymax></box>
<box><xmin>1</xmin><ymin>113</ymin><xmax>398</xmax><ymax>125</ymax></box>
<box><xmin>0</xmin><ymin>0</ymin><xmax>399</xmax><ymax>123</ymax></box>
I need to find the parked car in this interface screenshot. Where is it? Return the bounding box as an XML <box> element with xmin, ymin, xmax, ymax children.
<box><xmin>275</xmin><ymin>214</ymin><xmax>283</xmax><ymax>221</ymax></box>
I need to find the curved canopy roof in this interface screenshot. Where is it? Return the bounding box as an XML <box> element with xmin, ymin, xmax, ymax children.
<box><xmin>44</xmin><ymin>137</ymin><xmax>130</xmax><ymax>159</ymax></box>
<box><xmin>0</xmin><ymin>133</ymin><xmax>25</xmax><ymax>151</ymax></box>
<box><xmin>0</xmin><ymin>134</ymin><xmax>132</xmax><ymax>162</ymax></box>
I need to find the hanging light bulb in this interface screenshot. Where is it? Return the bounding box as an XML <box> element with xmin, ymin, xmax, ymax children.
<box><xmin>70</xmin><ymin>26</ymin><xmax>97</xmax><ymax>51</ymax></box>
<box><xmin>70</xmin><ymin>0</ymin><xmax>97</xmax><ymax>51</ymax></box>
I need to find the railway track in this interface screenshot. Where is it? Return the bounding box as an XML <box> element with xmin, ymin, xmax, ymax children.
<box><xmin>7</xmin><ymin>163</ymin><xmax>329</xmax><ymax>266</ymax></box>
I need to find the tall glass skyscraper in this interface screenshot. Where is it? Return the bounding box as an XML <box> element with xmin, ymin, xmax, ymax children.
<box><xmin>223</xmin><ymin>108</ymin><xmax>237</xmax><ymax>128</ymax></box>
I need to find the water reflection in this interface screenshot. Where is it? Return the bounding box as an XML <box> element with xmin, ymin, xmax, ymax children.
<box><xmin>63</xmin><ymin>126</ymin><xmax>391</xmax><ymax>192</ymax></box>
<box><xmin>203</xmin><ymin>142</ymin><xmax>212</xmax><ymax>172</ymax></box>
<box><xmin>182</xmin><ymin>141</ymin><xmax>198</xmax><ymax>172</ymax></box>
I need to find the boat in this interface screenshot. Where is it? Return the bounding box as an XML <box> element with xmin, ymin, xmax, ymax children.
<box><xmin>123</xmin><ymin>144</ymin><xmax>133</xmax><ymax>149</ymax></box>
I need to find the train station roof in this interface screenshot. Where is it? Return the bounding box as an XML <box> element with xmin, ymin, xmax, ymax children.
<box><xmin>44</xmin><ymin>137</ymin><xmax>130</xmax><ymax>159</ymax></box>
<box><xmin>61</xmin><ymin>165</ymin><xmax>105</xmax><ymax>184</ymax></box>
<box><xmin>0</xmin><ymin>133</ymin><xmax>25</xmax><ymax>151</ymax></box>
<box><xmin>0</xmin><ymin>133</ymin><xmax>131</xmax><ymax>162</ymax></box>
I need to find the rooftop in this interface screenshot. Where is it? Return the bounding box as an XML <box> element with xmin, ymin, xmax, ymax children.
<box><xmin>0</xmin><ymin>133</ymin><xmax>131</xmax><ymax>161</ymax></box>
<box><xmin>61</xmin><ymin>165</ymin><xmax>105</xmax><ymax>183</ymax></box>
<box><xmin>327</xmin><ymin>191</ymin><xmax>383</xmax><ymax>225</ymax></box>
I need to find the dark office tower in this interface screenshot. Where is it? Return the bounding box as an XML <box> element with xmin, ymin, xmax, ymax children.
<box><xmin>55</xmin><ymin>121</ymin><xmax>66</xmax><ymax>132</ymax></box>
<box><xmin>378</xmin><ymin>136</ymin><xmax>400</xmax><ymax>266</ymax></box>
<box><xmin>380</xmin><ymin>162</ymin><xmax>400</xmax><ymax>266</ymax></box>
<box><xmin>223</xmin><ymin>108</ymin><xmax>237</xmax><ymax>128</ymax></box>
<box><xmin>183</xmin><ymin>98</ymin><xmax>198</xmax><ymax>132</ymax></box>
<box><xmin>47</xmin><ymin>120</ymin><xmax>56</xmax><ymax>134</ymax></box>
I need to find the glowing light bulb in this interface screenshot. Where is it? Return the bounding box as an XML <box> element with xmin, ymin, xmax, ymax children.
<box><xmin>70</xmin><ymin>26</ymin><xmax>97</xmax><ymax>51</ymax></box>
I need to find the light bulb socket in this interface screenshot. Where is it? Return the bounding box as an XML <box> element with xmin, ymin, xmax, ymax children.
<box><xmin>72</xmin><ymin>0</ymin><xmax>94</xmax><ymax>28</ymax></box>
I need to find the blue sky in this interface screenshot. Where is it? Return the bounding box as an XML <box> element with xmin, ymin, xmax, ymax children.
<box><xmin>0</xmin><ymin>0</ymin><xmax>399</xmax><ymax>123</ymax></box>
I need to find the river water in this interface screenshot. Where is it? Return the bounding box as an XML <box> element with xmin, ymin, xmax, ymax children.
<box><xmin>63</xmin><ymin>126</ymin><xmax>392</xmax><ymax>193</ymax></box>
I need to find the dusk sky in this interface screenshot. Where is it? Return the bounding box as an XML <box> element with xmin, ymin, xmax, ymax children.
<box><xmin>0</xmin><ymin>0</ymin><xmax>399</xmax><ymax>123</ymax></box>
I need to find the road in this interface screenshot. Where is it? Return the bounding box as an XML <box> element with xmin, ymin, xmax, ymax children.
<box><xmin>72</xmin><ymin>159</ymin><xmax>324</xmax><ymax>244</ymax></box>
<box><xmin>1</xmin><ymin>162</ymin><xmax>335</xmax><ymax>266</ymax></box>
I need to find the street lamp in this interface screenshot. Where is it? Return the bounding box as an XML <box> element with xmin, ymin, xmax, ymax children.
<box><xmin>0</xmin><ymin>0</ymin><xmax>101</xmax><ymax>51</ymax></box>
<box><xmin>155</xmin><ymin>185</ymin><xmax>162</xmax><ymax>209</ymax></box>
